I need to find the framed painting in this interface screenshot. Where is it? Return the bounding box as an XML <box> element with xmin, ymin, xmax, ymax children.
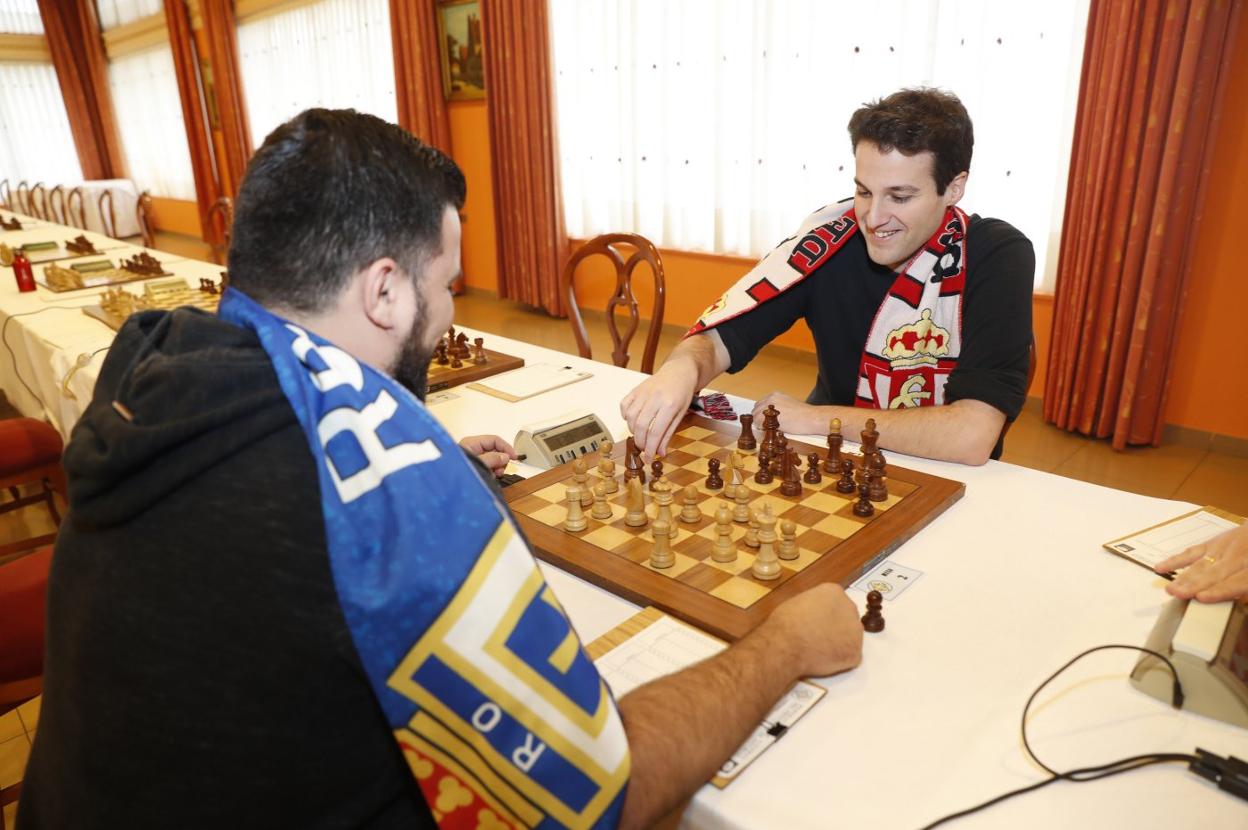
<box><xmin>437</xmin><ymin>0</ymin><xmax>486</xmax><ymax>100</ymax></box>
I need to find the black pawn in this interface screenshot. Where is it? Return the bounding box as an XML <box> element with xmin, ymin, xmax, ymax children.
<box><xmin>737</xmin><ymin>413</ymin><xmax>757</xmax><ymax>451</ymax></box>
<box><xmin>836</xmin><ymin>457</ymin><xmax>856</xmax><ymax>494</ymax></box>
<box><xmin>853</xmin><ymin>475</ymin><xmax>875</xmax><ymax>517</ymax></box>
<box><xmin>649</xmin><ymin>458</ymin><xmax>664</xmax><ymax>490</ymax></box>
<box><xmin>706</xmin><ymin>458</ymin><xmax>724</xmax><ymax>490</ymax></box>
<box><xmin>803</xmin><ymin>452</ymin><xmax>822</xmax><ymax>484</ymax></box>
<box><xmin>754</xmin><ymin>448</ymin><xmax>774</xmax><ymax>484</ymax></box>
<box><xmin>861</xmin><ymin>590</ymin><xmax>885</xmax><ymax>632</ymax></box>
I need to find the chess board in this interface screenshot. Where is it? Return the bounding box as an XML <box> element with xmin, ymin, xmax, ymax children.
<box><xmin>505</xmin><ymin>414</ymin><xmax>965</xmax><ymax>641</ymax></box>
<box><xmin>83</xmin><ymin>283</ymin><xmax>221</xmax><ymax>331</ymax></box>
<box><xmin>426</xmin><ymin>347</ymin><xmax>524</xmax><ymax>392</ymax></box>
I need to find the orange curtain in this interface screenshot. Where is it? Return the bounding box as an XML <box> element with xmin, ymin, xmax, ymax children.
<box><xmin>482</xmin><ymin>0</ymin><xmax>566</xmax><ymax>316</ymax></box>
<box><xmin>36</xmin><ymin>0</ymin><xmax>123</xmax><ymax>180</ymax></box>
<box><xmin>390</xmin><ymin>0</ymin><xmax>452</xmax><ymax>153</ymax></box>
<box><xmin>1044</xmin><ymin>0</ymin><xmax>1242</xmax><ymax>449</ymax></box>
<box><xmin>199</xmin><ymin>0</ymin><xmax>252</xmax><ymax>197</ymax></box>
<box><xmin>164</xmin><ymin>0</ymin><xmax>222</xmax><ymax>241</ymax></box>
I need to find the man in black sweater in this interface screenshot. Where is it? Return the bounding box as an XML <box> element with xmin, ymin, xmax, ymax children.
<box><xmin>624</xmin><ymin>88</ymin><xmax>1035</xmax><ymax>465</ymax></box>
<box><xmin>19</xmin><ymin>109</ymin><xmax>864</xmax><ymax>829</ymax></box>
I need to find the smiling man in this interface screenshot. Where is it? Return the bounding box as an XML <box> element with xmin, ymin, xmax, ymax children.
<box><xmin>622</xmin><ymin>88</ymin><xmax>1034</xmax><ymax>465</ymax></box>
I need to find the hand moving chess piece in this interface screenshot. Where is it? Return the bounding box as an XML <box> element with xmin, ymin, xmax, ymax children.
<box><xmin>564</xmin><ymin>484</ymin><xmax>588</xmax><ymax>531</ymax></box>
<box><xmin>751</xmin><ymin>504</ymin><xmax>780</xmax><ymax>580</ymax></box>
<box><xmin>650</xmin><ymin>520</ymin><xmax>674</xmax><ymax>569</ymax></box>
<box><xmin>649</xmin><ymin>457</ymin><xmax>664</xmax><ymax>490</ymax></box>
<box><xmin>861</xmin><ymin>590</ymin><xmax>885</xmax><ymax>632</ymax></box>
<box><xmin>624</xmin><ymin>437</ymin><xmax>646</xmax><ymax>484</ymax></box>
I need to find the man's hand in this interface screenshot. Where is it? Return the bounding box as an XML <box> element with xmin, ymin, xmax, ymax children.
<box><xmin>751</xmin><ymin>391</ymin><xmax>827</xmax><ymax>437</ymax></box>
<box><xmin>458</xmin><ymin>434</ymin><xmax>518</xmax><ymax>476</ymax></box>
<box><xmin>1157</xmin><ymin>522</ymin><xmax>1248</xmax><ymax>603</ymax></box>
<box><xmin>759</xmin><ymin>582</ymin><xmax>863</xmax><ymax>678</ymax></box>
<box><xmin>620</xmin><ymin>362</ymin><xmax>700</xmax><ymax>460</ymax></box>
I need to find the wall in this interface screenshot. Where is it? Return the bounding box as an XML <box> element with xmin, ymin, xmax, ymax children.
<box><xmin>448</xmin><ymin>100</ymin><xmax>498</xmax><ymax>292</ymax></box>
<box><xmin>149</xmin><ymin>196</ymin><xmax>201</xmax><ymax>237</ymax></box>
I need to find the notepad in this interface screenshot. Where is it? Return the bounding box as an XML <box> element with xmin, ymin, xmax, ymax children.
<box><xmin>1104</xmin><ymin>506</ymin><xmax>1243</xmax><ymax>570</ymax></box>
<box><xmin>466</xmin><ymin>362</ymin><xmax>591</xmax><ymax>402</ymax></box>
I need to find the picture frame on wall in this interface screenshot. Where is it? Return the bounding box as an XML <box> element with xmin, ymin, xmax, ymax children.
<box><xmin>437</xmin><ymin>0</ymin><xmax>486</xmax><ymax>100</ymax></box>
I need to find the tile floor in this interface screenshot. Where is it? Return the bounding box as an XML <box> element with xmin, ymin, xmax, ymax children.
<box><xmin>1</xmin><ymin>288</ymin><xmax>1245</xmax><ymax>818</ymax></box>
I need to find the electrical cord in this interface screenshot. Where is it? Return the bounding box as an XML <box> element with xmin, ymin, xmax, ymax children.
<box><xmin>2</xmin><ymin>305</ymin><xmax>90</xmax><ymax>410</ymax></box>
<box><xmin>917</xmin><ymin>643</ymin><xmax>1247</xmax><ymax>829</ymax></box>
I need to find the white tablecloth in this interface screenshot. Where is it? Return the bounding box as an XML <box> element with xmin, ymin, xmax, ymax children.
<box><xmin>2</xmin><ymin>212</ymin><xmax>1245</xmax><ymax>828</ymax></box>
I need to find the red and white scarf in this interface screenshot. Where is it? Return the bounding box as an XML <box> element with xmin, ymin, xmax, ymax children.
<box><xmin>688</xmin><ymin>202</ymin><xmax>968</xmax><ymax>410</ymax></box>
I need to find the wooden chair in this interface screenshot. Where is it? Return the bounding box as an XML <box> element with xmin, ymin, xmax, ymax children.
<box><xmin>15</xmin><ymin>181</ymin><xmax>29</xmax><ymax>215</ymax></box>
<box><xmin>207</xmin><ymin>196</ymin><xmax>234</xmax><ymax>266</ymax></box>
<box><xmin>0</xmin><ymin>179</ymin><xmax>10</xmax><ymax>210</ymax></box>
<box><xmin>135</xmin><ymin>190</ymin><xmax>155</xmax><ymax>248</ymax></box>
<box><xmin>48</xmin><ymin>185</ymin><xmax>66</xmax><ymax>225</ymax></box>
<box><xmin>98</xmin><ymin>188</ymin><xmax>117</xmax><ymax>237</ymax></box>
<box><xmin>0</xmin><ymin>418</ymin><xmax>65</xmax><ymax>563</ymax></box>
<box><xmin>0</xmin><ymin>543</ymin><xmax>53</xmax><ymax>830</ymax></box>
<box><xmin>66</xmin><ymin>186</ymin><xmax>86</xmax><ymax>229</ymax></box>
<box><xmin>29</xmin><ymin>183</ymin><xmax>47</xmax><ymax>220</ymax></box>
<box><xmin>562</xmin><ymin>233</ymin><xmax>667</xmax><ymax>374</ymax></box>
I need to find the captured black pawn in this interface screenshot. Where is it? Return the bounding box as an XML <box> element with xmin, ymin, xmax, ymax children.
<box><xmin>861</xmin><ymin>590</ymin><xmax>885</xmax><ymax>632</ymax></box>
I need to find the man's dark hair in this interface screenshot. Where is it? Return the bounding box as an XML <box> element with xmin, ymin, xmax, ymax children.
<box><xmin>847</xmin><ymin>88</ymin><xmax>973</xmax><ymax>195</ymax></box>
<box><xmin>228</xmin><ymin>108</ymin><xmax>466</xmax><ymax>313</ymax></box>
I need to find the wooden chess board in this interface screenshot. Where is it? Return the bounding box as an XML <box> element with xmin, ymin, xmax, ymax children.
<box><xmin>426</xmin><ymin>346</ymin><xmax>524</xmax><ymax>392</ymax></box>
<box><xmin>505</xmin><ymin>414</ymin><xmax>965</xmax><ymax>641</ymax></box>
<box><xmin>83</xmin><ymin>283</ymin><xmax>221</xmax><ymax>331</ymax></box>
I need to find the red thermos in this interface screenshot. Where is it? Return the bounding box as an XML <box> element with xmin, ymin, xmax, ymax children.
<box><xmin>12</xmin><ymin>250</ymin><xmax>35</xmax><ymax>292</ymax></box>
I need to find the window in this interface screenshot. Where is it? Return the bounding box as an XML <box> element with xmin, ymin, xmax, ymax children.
<box><xmin>237</xmin><ymin>0</ymin><xmax>397</xmax><ymax>148</ymax></box>
<box><xmin>98</xmin><ymin>1</ymin><xmax>198</xmax><ymax>200</ymax></box>
<box><xmin>0</xmin><ymin>0</ymin><xmax>83</xmax><ymax>185</ymax></box>
<box><xmin>551</xmin><ymin>0</ymin><xmax>1089</xmax><ymax>291</ymax></box>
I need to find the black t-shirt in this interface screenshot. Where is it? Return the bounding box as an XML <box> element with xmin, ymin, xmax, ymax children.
<box><xmin>715</xmin><ymin>215</ymin><xmax>1034</xmax><ymax>442</ymax></box>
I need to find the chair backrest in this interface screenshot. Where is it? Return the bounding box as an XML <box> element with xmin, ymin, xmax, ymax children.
<box><xmin>562</xmin><ymin>233</ymin><xmax>667</xmax><ymax>374</ymax></box>
<box><xmin>15</xmin><ymin>180</ymin><xmax>29</xmax><ymax>215</ymax></box>
<box><xmin>136</xmin><ymin>190</ymin><xmax>155</xmax><ymax>248</ymax></box>
<box><xmin>30</xmin><ymin>182</ymin><xmax>46</xmax><ymax>220</ymax></box>
<box><xmin>98</xmin><ymin>188</ymin><xmax>116</xmax><ymax>237</ymax></box>
<box><xmin>0</xmin><ymin>545</ymin><xmax>52</xmax><ymax>695</ymax></box>
<box><xmin>48</xmin><ymin>185</ymin><xmax>66</xmax><ymax>225</ymax></box>
<box><xmin>207</xmin><ymin>196</ymin><xmax>234</xmax><ymax>266</ymax></box>
<box><xmin>0</xmin><ymin>178</ymin><xmax>11</xmax><ymax>210</ymax></box>
<box><xmin>66</xmin><ymin>186</ymin><xmax>86</xmax><ymax>229</ymax></box>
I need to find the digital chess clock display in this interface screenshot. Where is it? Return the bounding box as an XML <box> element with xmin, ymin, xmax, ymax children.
<box><xmin>540</xmin><ymin>420</ymin><xmax>604</xmax><ymax>451</ymax></box>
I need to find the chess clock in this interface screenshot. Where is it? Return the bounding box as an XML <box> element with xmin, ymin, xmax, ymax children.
<box><xmin>1132</xmin><ymin>597</ymin><xmax>1248</xmax><ymax>728</ymax></box>
<box><xmin>513</xmin><ymin>411</ymin><xmax>613</xmax><ymax>469</ymax></box>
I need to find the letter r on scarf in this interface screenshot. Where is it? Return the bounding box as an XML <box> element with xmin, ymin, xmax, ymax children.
<box><xmin>317</xmin><ymin>388</ymin><xmax>442</xmax><ymax>502</ymax></box>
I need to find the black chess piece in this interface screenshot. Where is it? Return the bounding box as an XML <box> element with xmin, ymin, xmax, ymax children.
<box><xmin>837</xmin><ymin>457</ymin><xmax>856</xmax><ymax>494</ymax></box>
<box><xmin>861</xmin><ymin>590</ymin><xmax>885</xmax><ymax>632</ymax></box>
<box><xmin>853</xmin><ymin>475</ymin><xmax>875</xmax><ymax>517</ymax></box>
<box><xmin>649</xmin><ymin>458</ymin><xmax>664</xmax><ymax>490</ymax></box>
<box><xmin>737</xmin><ymin>413</ymin><xmax>757</xmax><ymax>451</ymax></box>
<box><xmin>804</xmin><ymin>452</ymin><xmax>822</xmax><ymax>484</ymax></box>
<box><xmin>754</xmin><ymin>448</ymin><xmax>774</xmax><ymax>484</ymax></box>
<box><xmin>705</xmin><ymin>457</ymin><xmax>724</xmax><ymax>490</ymax></box>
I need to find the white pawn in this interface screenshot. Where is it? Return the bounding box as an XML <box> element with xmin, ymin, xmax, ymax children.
<box><xmin>598</xmin><ymin>440</ymin><xmax>619</xmax><ymax>494</ymax></box>
<box><xmin>650</xmin><ymin>520</ymin><xmax>674</xmax><ymax>569</ymax></box>
<box><xmin>712</xmin><ymin>505</ymin><xmax>736</xmax><ymax>563</ymax></box>
<box><xmin>591</xmin><ymin>482</ymin><xmax>613</xmax><ymax>520</ymax></box>
<box><xmin>679</xmin><ymin>484</ymin><xmax>700</xmax><ymax>523</ymax></box>
<box><xmin>573</xmin><ymin>458</ymin><xmax>592</xmax><ymax>507</ymax></box>
<box><xmin>564</xmin><ymin>484</ymin><xmax>588</xmax><ymax>532</ymax></box>
<box><xmin>778</xmin><ymin>518</ymin><xmax>798</xmax><ymax>560</ymax></box>
<box><xmin>732</xmin><ymin>481</ymin><xmax>751</xmax><ymax>523</ymax></box>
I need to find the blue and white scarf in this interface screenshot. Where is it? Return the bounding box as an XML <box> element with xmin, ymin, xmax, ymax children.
<box><xmin>219</xmin><ymin>288</ymin><xmax>629</xmax><ymax>829</ymax></box>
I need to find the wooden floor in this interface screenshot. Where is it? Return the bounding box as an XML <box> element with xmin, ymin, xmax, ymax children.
<box><xmin>2</xmin><ymin>287</ymin><xmax>1246</xmax><ymax>824</ymax></box>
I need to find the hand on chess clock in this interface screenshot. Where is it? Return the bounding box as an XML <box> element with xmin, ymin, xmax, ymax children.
<box><xmin>457</xmin><ymin>434</ymin><xmax>518</xmax><ymax>477</ymax></box>
<box><xmin>1157</xmin><ymin>522</ymin><xmax>1248</xmax><ymax>603</ymax></box>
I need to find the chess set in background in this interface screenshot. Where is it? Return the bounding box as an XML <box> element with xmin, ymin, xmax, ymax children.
<box><xmin>41</xmin><ymin>251</ymin><xmax>171</xmax><ymax>292</ymax></box>
<box><xmin>506</xmin><ymin>410</ymin><xmax>965</xmax><ymax>640</ymax></box>
<box><xmin>426</xmin><ymin>325</ymin><xmax>524</xmax><ymax>392</ymax></box>
<box><xmin>83</xmin><ymin>276</ymin><xmax>224</xmax><ymax>331</ymax></box>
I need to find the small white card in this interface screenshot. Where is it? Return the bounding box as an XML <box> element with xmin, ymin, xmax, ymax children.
<box><xmin>425</xmin><ymin>390</ymin><xmax>460</xmax><ymax>406</ymax></box>
<box><xmin>851</xmin><ymin>559</ymin><xmax>923</xmax><ymax>600</ymax></box>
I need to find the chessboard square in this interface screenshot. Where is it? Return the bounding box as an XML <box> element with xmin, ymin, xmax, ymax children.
<box><xmin>700</xmin><ymin>431</ymin><xmax>736</xmax><ymax>447</ymax></box>
<box><xmin>674</xmin><ymin>533</ymin><xmax>713</xmax><ymax>560</ymax></box>
<box><xmin>834</xmin><ymin>501</ymin><xmax>875</xmax><ymax>522</ymax></box>
<box><xmin>674</xmin><ymin>512</ymin><xmax>713</xmax><ymax>534</ymax></box>
<box><xmin>582</xmin><ymin>524</ymin><xmax>633</xmax><ymax>550</ymax></box>
<box><xmin>795</xmin><ymin>528</ymin><xmax>841</xmax><ymax>551</ymax></box>
<box><xmin>666</xmin><ymin>433</ymin><xmax>693</xmax><ymax>449</ymax></box>
<box><xmin>785</xmin><ymin>547</ymin><xmax>823</xmax><ymax>572</ymax></box>
<box><xmin>779</xmin><ymin>504</ymin><xmax>827</xmax><ymax>527</ymax></box>
<box><xmin>739</xmin><ymin>564</ymin><xmax>798</xmax><ymax>589</ymax></box>
<box><xmin>676</xmin><ymin>562</ymin><xmax>734</xmax><ymax>593</ymax></box>
<box><xmin>529</xmin><ymin>503</ymin><xmax>568</xmax><ymax>527</ymax></box>
<box><xmin>706</xmin><ymin>552</ymin><xmax>752</xmax><ymax>575</ymax></box>
<box><xmin>890</xmin><ymin>479</ymin><xmax>919</xmax><ymax>498</ymax></box>
<box><xmin>666</xmin><ymin>468</ymin><xmax>702</xmax><ymax>488</ymax></box>
<box><xmin>533</xmin><ymin>481</ymin><xmax>572</xmax><ymax>504</ymax></box>
<box><xmin>812</xmin><ymin>514</ymin><xmax>866</xmax><ymax>540</ymax></box>
<box><xmin>710</xmin><ymin>575</ymin><xmax>772</xmax><ymax>608</ymax></box>
<box><xmin>680</xmin><ymin>426</ymin><xmax>714</xmax><ymax>440</ymax></box>
<box><xmin>874</xmin><ymin>492</ymin><xmax>904</xmax><ymax>512</ymax></box>
<box><xmin>508</xmin><ymin>493</ymin><xmax>551</xmax><ymax>514</ymax></box>
<box><xmin>645</xmin><ymin>552</ymin><xmax>699</xmax><ymax>577</ymax></box>
<box><xmin>750</xmin><ymin>478</ymin><xmax>783</xmax><ymax>494</ymax></box>
<box><xmin>678</xmin><ymin>440</ymin><xmax>719</xmax><ymax>457</ymax></box>
<box><xmin>663</xmin><ymin>449</ymin><xmax>698</xmax><ymax>467</ymax></box>
<box><xmin>800</xmin><ymin>491</ymin><xmax>852</xmax><ymax>514</ymax></box>
<box><xmin>613</xmin><ymin>536</ymin><xmax>654</xmax><ymax>564</ymax></box>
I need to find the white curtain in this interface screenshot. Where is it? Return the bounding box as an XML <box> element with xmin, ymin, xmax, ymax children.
<box><xmin>0</xmin><ymin>62</ymin><xmax>83</xmax><ymax>186</ymax></box>
<box><xmin>95</xmin><ymin>0</ymin><xmax>162</xmax><ymax>30</ymax></box>
<box><xmin>0</xmin><ymin>0</ymin><xmax>40</xmax><ymax>33</ymax></box>
<box><xmin>107</xmin><ymin>44</ymin><xmax>198</xmax><ymax>200</ymax></box>
<box><xmin>237</xmin><ymin>0</ymin><xmax>397</xmax><ymax>147</ymax></box>
<box><xmin>551</xmin><ymin>0</ymin><xmax>1088</xmax><ymax>291</ymax></box>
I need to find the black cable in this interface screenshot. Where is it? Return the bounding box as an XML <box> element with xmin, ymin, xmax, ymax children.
<box><xmin>918</xmin><ymin>644</ymin><xmax>1199</xmax><ymax>830</ymax></box>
